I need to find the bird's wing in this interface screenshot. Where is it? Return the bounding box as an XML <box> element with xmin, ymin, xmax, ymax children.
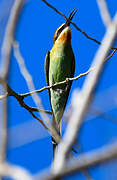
<box><xmin>63</xmin><ymin>54</ymin><xmax>75</xmax><ymax>110</ymax></box>
<box><xmin>44</xmin><ymin>51</ymin><xmax>50</xmax><ymax>86</ymax></box>
<box><xmin>45</xmin><ymin>50</ymin><xmax>53</xmax><ymax>109</ymax></box>
<box><xmin>45</xmin><ymin>51</ymin><xmax>56</xmax><ymax>156</ymax></box>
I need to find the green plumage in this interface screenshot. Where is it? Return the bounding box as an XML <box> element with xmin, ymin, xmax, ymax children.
<box><xmin>45</xmin><ymin>17</ymin><xmax>76</xmax><ymax>158</ymax></box>
<box><xmin>45</xmin><ymin>39</ymin><xmax>75</xmax><ymax>134</ymax></box>
<box><xmin>44</xmin><ymin>9</ymin><xmax>77</xmax><ymax>158</ymax></box>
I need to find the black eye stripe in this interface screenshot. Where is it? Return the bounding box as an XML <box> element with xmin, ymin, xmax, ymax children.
<box><xmin>55</xmin><ymin>24</ymin><xmax>66</xmax><ymax>41</ymax></box>
<box><xmin>57</xmin><ymin>24</ymin><xmax>65</xmax><ymax>33</ymax></box>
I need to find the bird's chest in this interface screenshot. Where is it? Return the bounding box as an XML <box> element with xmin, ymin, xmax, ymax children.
<box><xmin>49</xmin><ymin>43</ymin><xmax>73</xmax><ymax>84</ymax></box>
<box><xmin>49</xmin><ymin>53</ymin><xmax>71</xmax><ymax>85</ymax></box>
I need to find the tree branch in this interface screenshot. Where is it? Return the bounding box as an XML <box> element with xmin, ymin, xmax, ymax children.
<box><xmin>36</xmin><ymin>142</ymin><xmax>117</xmax><ymax>180</ymax></box>
<box><xmin>97</xmin><ymin>0</ymin><xmax>111</xmax><ymax>27</ymax></box>
<box><xmin>0</xmin><ymin>77</ymin><xmax>63</xmax><ymax>149</ymax></box>
<box><xmin>0</xmin><ymin>162</ymin><xmax>33</xmax><ymax>180</ymax></box>
<box><xmin>41</xmin><ymin>0</ymin><xmax>67</xmax><ymax>20</ymax></box>
<box><xmin>0</xmin><ymin>78</ymin><xmax>50</xmax><ymax>129</ymax></box>
<box><xmin>0</xmin><ymin>0</ymin><xmax>25</xmax><ymax>173</ymax></box>
<box><xmin>0</xmin><ymin>46</ymin><xmax>116</xmax><ymax>150</ymax></box>
<box><xmin>0</xmin><ymin>0</ymin><xmax>25</xmax><ymax>78</ymax></box>
<box><xmin>15</xmin><ymin>48</ymin><xmax>116</xmax><ymax>98</ymax></box>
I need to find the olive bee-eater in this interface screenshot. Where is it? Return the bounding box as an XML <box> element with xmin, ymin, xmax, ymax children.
<box><xmin>45</xmin><ymin>9</ymin><xmax>76</xmax><ymax>157</ymax></box>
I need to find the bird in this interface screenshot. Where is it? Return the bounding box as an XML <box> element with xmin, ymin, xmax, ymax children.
<box><xmin>45</xmin><ymin>9</ymin><xmax>76</xmax><ymax>158</ymax></box>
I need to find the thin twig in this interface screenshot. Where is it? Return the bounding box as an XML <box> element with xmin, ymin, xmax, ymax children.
<box><xmin>1</xmin><ymin>80</ymin><xmax>50</xmax><ymax>129</ymax></box>
<box><xmin>1</xmin><ymin>45</ymin><xmax>116</xmax><ymax>102</ymax></box>
<box><xmin>41</xmin><ymin>0</ymin><xmax>117</xmax><ymax>50</ymax></box>
<box><xmin>0</xmin><ymin>79</ymin><xmax>61</xmax><ymax>147</ymax></box>
<box><xmin>105</xmin><ymin>49</ymin><xmax>117</xmax><ymax>62</ymax></box>
<box><xmin>28</xmin><ymin>107</ymin><xmax>52</xmax><ymax>114</ymax></box>
<box><xmin>0</xmin><ymin>49</ymin><xmax>116</xmax><ymax>120</ymax></box>
<box><xmin>18</xmin><ymin>48</ymin><xmax>116</xmax><ymax>98</ymax></box>
<box><xmin>21</xmin><ymin>68</ymin><xmax>93</xmax><ymax>97</ymax></box>
<box><xmin>71</xmin><ymin>21</ymin><xmax>117</xmax><ymax>50</ymax></box>
<box><xmin>41</xmin><ymin>0</ymin><xmax>67</xmax><ymax>20</ymax></box>
<box><xmin>0</xmin><ymin>90</ymin><xmax>52</xmax><ymax>115</ymax></box>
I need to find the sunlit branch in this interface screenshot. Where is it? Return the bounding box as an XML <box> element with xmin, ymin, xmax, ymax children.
<box><xmin>0</xmin><ymin>0</ymin><xmax>25</xmax><ymax>176</ymax></box>
<box><xmin>0</xmin><ymin>162</ymin><xmax>32</xmax><ymax>180</ymax></box>
<box><xmin>0</xmin><ymin>48</ymin><xmax>116</xmax><ymax>102</ymax></box>
<box><xmin>0</xmin><ymin>94</ymin><xmax>8</xmax><ymax>100</ymax></box>
<box><xmin>97</xmin><ymin>0</ymin><xmax>111</xmax><ymax>27</ymax></box>
<box><xmin>18</xmin><ymin>48</ymin><xmax>116</xmax><ymax>98</ymax></box>
<box><xmin>36</xmin><ymin>142</ymin><xmax>117</xmax><ymax>180</ymax></box>
<box><xmin>0</xmin><ymin>49</ymin><xmax>116</xmax><ymax>120</ymax></box>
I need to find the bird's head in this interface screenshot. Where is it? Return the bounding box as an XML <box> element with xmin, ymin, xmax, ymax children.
<box><xmin>53</xmin><ymin>9</ymin><xmax>77</xmax><ymax>45</ymax></box>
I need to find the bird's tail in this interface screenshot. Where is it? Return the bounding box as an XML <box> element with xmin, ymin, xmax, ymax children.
<box><xmin>52</xmin><ymin>115</ymin><xmax>61</xmax><ymax>160</ymax></box>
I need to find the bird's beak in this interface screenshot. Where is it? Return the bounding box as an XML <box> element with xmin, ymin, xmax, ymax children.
<box><xmin>65</xmin><ymin>8</ymin><xmax>77</xmax><ymax>26</ymax></box>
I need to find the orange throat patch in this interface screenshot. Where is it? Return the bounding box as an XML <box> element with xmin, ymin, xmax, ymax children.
<box><xmin>58</xmin><ymin>30</ymin><xmax>71</xmax><ymax>43</ymax></box>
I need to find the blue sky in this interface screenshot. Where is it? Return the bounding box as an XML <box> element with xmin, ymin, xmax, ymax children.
<box><xmin>0</xmin><ymin>0</ymin><xmax>117</xmax><ymax>179</ymax></box>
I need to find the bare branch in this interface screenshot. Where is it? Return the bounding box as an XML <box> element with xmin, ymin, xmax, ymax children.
<box><xmin>13</xmin><ymin>41</ymin><xmax>51</xmax><ymax>121</ymax></box>
<box><xmin>0</xmin><ymin>0</ymin><xmax>25</xmax><ymax>79</ymax></box>
<box><xmin>0</xmin><ymin>163</ymin><xmax>33</xmax><ymax>180</ymax></box>
<box><xmin>0</xmin><ymin>79</ymin><xmax>50</xmax><ymax>129</ymax></box>
<box><xmin>0</xmin><ymin>94</ymin><xmax>8</xmax><ymax>100</ymax></box>
<box><xmin>0</xmin><ymin>46</ymin><xmax>116</xmax><ymax>102</ymax></box>
<box><xmin>70</xmin><ymin>21</ymin><xmax>116</xmax><ymax>50</ymax></box>
<box><xmin>36</xmin><ymin>142</ymin><xmax>117</xmax><ymax>180</ymax></box>
<box><xmin>52</xmin><ymin>14</ymin><xmax>117</xmax><ymax>173</ymax></box>
<box><xmin>19</xmin><ymin>68</ymin><xmax>93</xmax><ymax>98</ymax></box>
<box><xmin>17</xmin><ymin>48</ymin><xmax>116</xmax><ymax>98</ymax></box>
<box><xmin>41</xmin><ymin>0</ymin><xmax>67</xmax><ymax>20</ymax></box>
<box><xmin>97</xmin><ymin>0</ymin><xmax>111</xmax><ymax>27</ymax></box>
<box><xmin>0</xmin><ymin>0</ymin><xmax>25</xmax><ymax>171</ymax></box>
<box><xmin>0</xmin><ymin>90</ymin><xmax>52</xmax><ymax>114</ymax></box>
<box><xmin>41</xmin><ymin>0</ymin><xmax>117</xmax><ymax>50</ymax></box>
<box><xmin>13</xmin><ymin>41</ymin><xmax>42</xmax><ymax>107</ymax></box>
<box><xmin>0</xmin><ymin>78</ymin><xmax>63</xmax><ymax>146</ymax></box>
